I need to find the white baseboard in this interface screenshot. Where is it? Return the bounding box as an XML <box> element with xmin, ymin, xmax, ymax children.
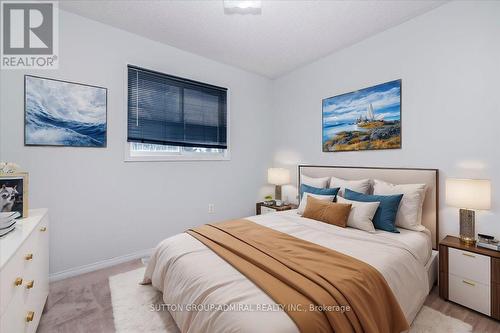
<box><xmin>49</xmin><ymin>248</ymin><xmax>153</xmax><ymax>282</ymax></box>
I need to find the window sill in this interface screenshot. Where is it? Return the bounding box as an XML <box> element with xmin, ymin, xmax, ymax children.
<box><xmin>124</xmin><ymin>154</ymin><xmax>231</xmax><ymax>162</ymax></box>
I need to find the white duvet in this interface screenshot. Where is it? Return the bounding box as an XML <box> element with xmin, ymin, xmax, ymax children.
<box><xmin>144</xmin><ymin>210</ymin><xmax>431</xmax><ymax>333</ymax></box>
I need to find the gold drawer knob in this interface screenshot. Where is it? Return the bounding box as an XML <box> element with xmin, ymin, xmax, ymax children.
<box><xmin>26</xmin><ymin>311</ymin><xmax>35</xmax><ymax>322</ymax></box>
<box><xmin>25</xmin><ymin>253</ymin><xmax>33</xmax><ymax>260</ymax></box>
<box><xmin>14</xmin><ymin>277</ymin><xmax>23</xmax><ymax>286</ymax></box>
<box><xmin>26</xmin><ymin>280</ymin><xmax>34</xmax><ymax>289</ymax></box>
<box><xmin>40</xmin><ymin>226</ymin><xmax>47</xmax><ymax>232</ymax></box>
<box><xmin>462</xmin><ymin>252</ymin><xmax>475</xmax><ymax>258</ymax></box>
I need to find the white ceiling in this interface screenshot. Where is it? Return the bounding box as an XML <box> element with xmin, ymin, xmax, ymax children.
<box><xmin>60</xmin><ymin>0</ymin><xmax>445</xmax><ymax>78</ymax></box>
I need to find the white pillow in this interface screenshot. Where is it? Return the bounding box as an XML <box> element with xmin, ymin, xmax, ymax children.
<box><xmin>297</xmin><ymin>192</ymin><xmax>335</xmax><ymax>215</ymax></box>
<box><xmin>373</xmin><ymin>179</ymin><xmax>427</xmax><ymax>231</ymax></box>
<box><xmin>337</xmin><ymin>197</ymin><xmax>379</xmax><ymax>232</ymax></box>
<box><xmin>301</xmin><ymin>175</ymin><xmax>330</xmax><ymax>188</ymax></box>
<box><xmin>329</xmin><ymin>176</ymin><xmax>371</xmax><ymax>197</ymax></box>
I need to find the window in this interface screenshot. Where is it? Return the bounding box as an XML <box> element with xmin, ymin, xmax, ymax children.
<box><xmin>126</xmin><ymin>65</ymin><xmax>228</xmax><ymax>161</ymax></box>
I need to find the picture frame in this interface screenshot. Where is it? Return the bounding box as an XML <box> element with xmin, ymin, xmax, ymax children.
<box><xmin>24</xmin><ymin>75</ymin><xmax>108</xmax><ymax>147</ymax></box>
<box><xmin>322</xmin><ymin>79</ymin><xmax>402</xmax><ymax>152</ymax></box>
<box><xmin>0</xmin><ymin>172</ymin><xmax>29</xmax><ymax>218</ymax></box>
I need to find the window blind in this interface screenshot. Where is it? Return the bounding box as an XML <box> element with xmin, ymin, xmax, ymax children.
<box><xmin>127</xmin><ymin>65</ymin><xmax>228</xmax><ymax>149</ymax></box>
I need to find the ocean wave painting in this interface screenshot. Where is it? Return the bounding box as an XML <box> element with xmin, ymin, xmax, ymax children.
<box><xmin>25</xmin><ymin>75</ymin><xmax>107</xmax><ymax>147</ymax></box>
<box><xmin>322</xmin><ymin>80</ymin><xmax>401</xmax><ymax>152</ymax></box>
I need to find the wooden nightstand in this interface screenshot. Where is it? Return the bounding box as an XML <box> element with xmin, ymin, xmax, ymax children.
<box><xmin>256</xmin><ymin>202</ymin><xmax>297</xmax><ymax>215</ymax></box>
<box><xmin>439</xmin><ymin>235</ymin><xmax>500</xmax><ymax>320</ymax></box>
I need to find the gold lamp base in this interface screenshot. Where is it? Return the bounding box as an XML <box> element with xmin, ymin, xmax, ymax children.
<box><xmin>459</xmin><ymin>208</ymin><xmax>476</xmax><ymax>245</ymax></box>
<box><xmin>459</xmin><ymin>235</ymin><xmax>476</xmax><ymax>245</ymax></box>
<box><xmin>275</xmin><ymin>185</ymin><xmax>282</xmax><ymax>201</ymax></box>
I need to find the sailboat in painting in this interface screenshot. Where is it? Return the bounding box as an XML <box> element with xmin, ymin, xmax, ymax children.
<box><xmin>356</xmin><ymin>103</ymin><xmax>377</xmax><ymax>125</ymax></box>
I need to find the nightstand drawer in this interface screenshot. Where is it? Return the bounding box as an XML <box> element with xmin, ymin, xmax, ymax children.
<box><xmin>448</xmin><ymin>247</ymin><xmax>490</xmax><ymax>285</ymax></box>
<box><xmin>260</xmin><ymin>206</ymin><xmax>276</xmax><ymax>215</ymax></box>
<box><xmin>449</xmin><ymin>273</ymin><xmax>490</xmax><ymax>315</ymax></box>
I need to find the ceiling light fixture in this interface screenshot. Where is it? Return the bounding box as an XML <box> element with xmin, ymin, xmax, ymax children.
<box><xmin>223</xmin><ymin>0</ymin><xmax>262</xmax><ymax>14</ymax></box>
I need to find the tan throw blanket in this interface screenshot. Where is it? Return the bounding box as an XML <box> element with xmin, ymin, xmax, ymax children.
<box><xmin>187</xmin><ymin>219</ymin><xmax>409</xmax><ymax>333</ymax></box>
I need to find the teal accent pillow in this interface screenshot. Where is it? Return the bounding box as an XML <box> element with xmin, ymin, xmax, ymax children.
<box><xmin>344</xmin><ymin>189</ymin><xmax>403</xmax><ymax>233</ymax></box>
<box><xmin>300</xmin><ymin>184</ymin><xmax>340</xmax><ymax>199</ymax></box>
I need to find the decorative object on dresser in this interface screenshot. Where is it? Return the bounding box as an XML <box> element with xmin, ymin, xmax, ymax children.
<box><xmin>439</xmin><ymin>235</ymin><xmax>500</xmax><ymax>320</ymax></box>
<box><xmin>263</xmin><ymin>195</ymin><xmax>274</xmax><ymax>206</ymax></box>
<box><xmin>322</xmin><ymin>80</ymin><xmax>401</xmax><ymax>152</ymax></box>
<box><xmin>25</xmin><ymin>75</ymin><xmax>108</xmax><ymax>147</ymax></box>
<box><xmin>0</xmin><ymin>209</ymin><xmax>49</xmax><ymax>332</ymax></box>
<box><xmin>0</xmin><ymin>212</ymin><xmax>20</xmax><ymax>237</ymax></box>
<box><xmin>267</xmin><ymin>168</ymin><xmax>290</xmax><ymax>204</ymax></box>
<box><xmin>0</xmin><ymin>172</ymin><xmax>29</xmax><ymax>218</ymax></box>
<box><xmin>446</xmin><ymin>178</ymin><xmax>491</xmax><ymax>244</ymax></box>
<box><xmin>477</xmin><ymin>234</ymin><xmax>500</xmax><ymax>252</ymax></box>
<box><xmin>0</xmin><ymin>162</ymin><xmax>21</xmax><ymax>174</ymax></box>
<box><xmin>256</xmin><ymin>202</ymin><xmax>296</xmax><ymax>215</ymax></box>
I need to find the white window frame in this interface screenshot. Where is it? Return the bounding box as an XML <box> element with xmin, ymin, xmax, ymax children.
<box><xmin>123</xmin><ymin>64</ymin><xmax>231</xmax><ymax>162</ymax></box>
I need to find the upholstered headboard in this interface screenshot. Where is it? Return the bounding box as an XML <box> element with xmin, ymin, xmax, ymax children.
<box><xmin>298</xmin><ymin>165</ymin><xmax>439</xmax><ymax>249</ymax></box>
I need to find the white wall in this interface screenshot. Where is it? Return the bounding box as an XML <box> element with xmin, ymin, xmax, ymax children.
<box><xmin>271</xmin><ymin>1</ymin><xmax>500</xmax><ymax>240</ymax></box>
<box><xmin>1</xmin><ymin>1</ymin><xmax>498</xmax><ymax>275</ymax></box>
<box><xmin>0</xmin><ymin>11</ymin><xmax>274</xmax><ymax>274</ymax></box>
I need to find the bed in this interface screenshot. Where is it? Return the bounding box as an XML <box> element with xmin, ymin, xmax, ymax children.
<box><xmin>144</xmin><ymin>166</ymin><xmax>439</xmax><ymax>333</ymax></box>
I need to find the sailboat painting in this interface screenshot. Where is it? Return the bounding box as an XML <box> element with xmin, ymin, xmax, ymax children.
<box><xmin>322</xmin><ymin>80</ymin><xmax>401</xmax><ymax>152</ymax></box>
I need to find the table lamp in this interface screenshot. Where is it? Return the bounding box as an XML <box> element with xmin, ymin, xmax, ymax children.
<box><xmin>267</xmin><ymin>168</ymin><xmax>290</xmax><ymax>201</ymax></box>
<box><xmin>446</xmin><ymin>178</ymin><xmax>491</xmax><ymax>244</ymax></box>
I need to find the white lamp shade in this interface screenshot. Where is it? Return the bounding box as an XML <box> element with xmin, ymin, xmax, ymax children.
<box><xmin>446</xmin><ymin>178</ymin><xmax>491</xmax><ymax>210</ymax></box>
<box><xmin>267</xmin><ymin>168</ymin><xmax>290</xmax><ymax>186</ymax></box>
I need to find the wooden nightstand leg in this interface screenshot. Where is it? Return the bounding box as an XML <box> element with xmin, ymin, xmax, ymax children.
<box><xmin>492</xmin><ymin>283</ymin><xmax>500</xmax><ymax>320</ymax></box>
<box><xmin>492</xmin><ymin>258</ymin><xmax>500</xmax><ymax>320</ymax></box>
<box><xmin>439</xmin><ymin>244</ymin><xmax>449</xmax><ymax>300</ymax></box>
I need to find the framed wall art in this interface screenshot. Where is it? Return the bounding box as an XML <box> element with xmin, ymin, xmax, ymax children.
<box><xmin>25</xmin><ymin>75</ymin><xmax>107</xmax><ymax>147</ymax></box>
<box><xmin>322</xmin><ymin>79</ymin><xmax>401</xmax><ymax>152</ymax></box>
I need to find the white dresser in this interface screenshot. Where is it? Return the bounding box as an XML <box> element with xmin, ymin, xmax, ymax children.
<box><xmin>0</xmin><ymin>209</ymin><xmax>49</xmax><ymax>333</ymax></box>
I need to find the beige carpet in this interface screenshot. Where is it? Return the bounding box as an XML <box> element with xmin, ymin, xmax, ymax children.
<box><xmin>110</xmin><ymin>268</ymin><xmax>472</xmax><ymax>333</ymax></box>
